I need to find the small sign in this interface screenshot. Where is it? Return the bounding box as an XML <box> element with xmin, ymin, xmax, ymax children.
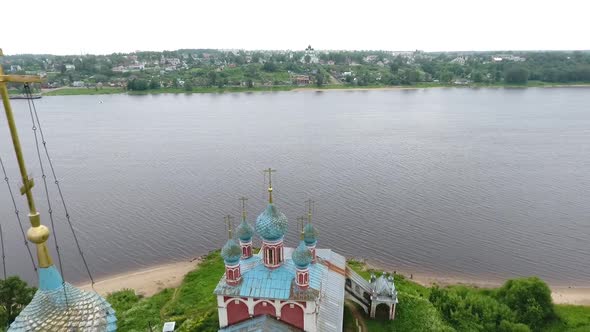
<box><xmin>162</xmin><ymin>321</ymin><xmax>176</xmax><ymax>332</ymax></box>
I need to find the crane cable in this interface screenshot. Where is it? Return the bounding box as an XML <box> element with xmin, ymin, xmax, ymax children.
<box><xmin>23</xmin><ymin>84</ymin><xmax>69</xmax><ymax>311</ymax></box>
<box><xmin>23</xmin><ymin>84</ymin><xmax>96</xmax><ymax>287</ymax></box>
<box><xmin>0</xmin><ymin>220</ymin><xmax>5</xmax><ymax>280</ymax></box>
<box><xmin>0</xmin><ymin>155</ymin><xmax>37</xmax><ymax>275</ymax></box>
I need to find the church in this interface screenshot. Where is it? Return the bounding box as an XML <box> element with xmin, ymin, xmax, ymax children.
<box><xmin>214</xmin><ymin>169</ymin><xmax>398</xmax><ymax>331</ymax></box>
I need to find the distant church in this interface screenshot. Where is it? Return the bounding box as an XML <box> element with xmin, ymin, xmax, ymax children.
<box><xmin>214</xmin><ymin>169</ymin><xmax>398</xmax><ymax>331</ymax></box>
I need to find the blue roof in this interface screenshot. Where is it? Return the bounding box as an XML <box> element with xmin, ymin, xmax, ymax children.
<box><xmin>215</xmin><ymin>249</ymin><xmax>326</xmax><ymax>300</ymax></box>
<box><xmin>215</xmin><ymin>248</ymin><xmax>347</xmax><ymax>332</ymax></box>
<box><xmin>255</xmin><ymin>204</ymin><xmax>288</xmax><ymax>241</ymax></box>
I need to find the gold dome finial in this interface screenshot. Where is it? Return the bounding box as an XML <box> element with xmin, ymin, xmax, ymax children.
<box><xmin>305</xmin><ymin>199</ymin><xmax>314</xmax><ymax>224</ymax></box>
<box><xmin>225</xmin><ymin>215</ymin><xmax>235</xmax><ymax>239</ymax></box>
<box><xmin>239</xmin><ymin>196</ymin><xmax>248</xmax><ymax>221</ymax></box>
<box><xmin>263</xmin><ymin>168</ymin><xmax>276</xmax><ymax>204</ymax></box>
<box><xmin>0</xmin><ymin>57</ymin><xmax>52</xmax><ymax>267</ymax></box>
<box><xmin>297</xmin><ymin>216</ymin><xmax>306</xmax><ymax>240</ymax></box>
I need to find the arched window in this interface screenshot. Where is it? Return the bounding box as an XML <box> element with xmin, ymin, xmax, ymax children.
<box><xmin>268</xmin><ymin>248</ymin><xmax>274</xmax><ymax>264</ymax></box>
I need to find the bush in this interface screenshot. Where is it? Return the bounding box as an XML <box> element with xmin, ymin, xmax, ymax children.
<box><xmin>504</xmin><ymin>67</ymin><xmax>529</xmax><ymax>84</ymax></box>
<box><xmin>496</xmin><ymin>277</ymin><xmax>555</xmax><ymax>330</ymax></box>
<box><xmin>430</xmin><ymin>286</ymin><xmax>518</xmax><ymax>331</ymax></box>
<box><xmin>395</xmin><ymin>293</ymin><xmax>453</xmax><ymax>331</ymax></box>
<box><xmin>498</xmin><ymin>320</ymin><xmax>531</xmax><ymax>332</ymax></box>
<box><xmin>106</xmin><ymin>289</ymin><xmax>141</xmax><ymax>313</ymax></box>
<box><xmin>127</xmin><ymin>78</ymin><xmax>149</xmax><ymax>91</ymax></box>
<box><xmin>0</xmin><ymin>276</ymin><xmax>36</xmax><ymax>326</ymax></box>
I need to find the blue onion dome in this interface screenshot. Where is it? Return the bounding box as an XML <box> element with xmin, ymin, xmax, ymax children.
<box><xmin>292</xmin><ymin>241</ymin><xmax>313</xmax><ymax>269</ymax></box>
<box><xmin>236</xmin><ymin>219</ymin><xmax>254</xmax><ymax>242</ymax></box>
<box><xmin>255</xmin><ymin>204</ymin><xmax>288</xmax><ymax>241</ymax></box>
<box><xmin>303</xmin><ymin>223</ymin><xmax>317</xmax><ymax>245</ymax></box>
<box><xmin>221</xmin><ymin>238</ymin><xmax>242</xmax><ymax>264</ymax></box>
<box><xmin>9</xmin><ymin>266</ymin><xmax>116</xmax><ymax>331</ymax></box>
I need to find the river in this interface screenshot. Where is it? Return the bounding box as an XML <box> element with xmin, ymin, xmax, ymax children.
<box><xmin>1</xmin><ymin>87</ymin><xmax>589</xmax><ymax>286</ymax></box>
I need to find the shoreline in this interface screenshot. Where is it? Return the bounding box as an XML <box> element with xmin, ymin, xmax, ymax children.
<box><xmin>362</xmin><ymin>261</ymin><xmax>590</xmax><ymax>306</ymax></box>
<box><xmin>78</xmin><ymin>257</ymin><xmax>589</xmax><ymax>306</ymax></box>
<box><xmin>40</xmin><ymin>83</ymin><xmax>590</xmax><ymax>97</ymax></box>
<box><xmin>78</xmin><ymin>258</ymin><xmax>201</xmax><ymax>297</ymax></box>
<box><xmin>410</xmin><ymin>273</ymin><xmax>590</xmax><ymax>306</ymax></box>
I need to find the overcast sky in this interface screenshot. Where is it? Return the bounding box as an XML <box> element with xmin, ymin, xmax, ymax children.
<box><xmin>3</xmin><ymin>0</ymin><xmax>589</xmax><ymax>55</ymax></box>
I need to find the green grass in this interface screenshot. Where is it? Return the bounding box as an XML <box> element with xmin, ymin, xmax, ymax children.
<box><xmin>346</xmin><ymin>260</ymin><xmax>590</xmax><ymax>331</ymax></box>
<box><xmin>542</xmin><ymin>305</ymin><xmax>590</xmax><ymax>332</ymax></box>
<box><xmin>43</xmin><ymin>87</ymin><xmax>124</xmax><ymax>96</ymax></box>
<box><xmin>127</xmin><ymin>85</ymin><xmax>295</xmax><ymax>95</ymax></box>
<box><xmin>347</xmin><ymin>260</ymin><xmax>450</xmax><ymax>331</ymax></box>
<box><xmin>37</xmin><ymin>81</ymin><xmax>590</xmax><ymax>97</ymax></box>
<box><xmin>109</xmin><ymin>251</ymin><xmax>224</xmax><ymax>332</ymax></box>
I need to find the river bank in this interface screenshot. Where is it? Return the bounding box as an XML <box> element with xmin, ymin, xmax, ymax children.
<box><xmin>361</xmin><ymin>261</ymin><xmax>590</xmax><ymax>306</ymax></box>
<box><xmin>41</xmin><ymin>82</ymin><xmax>590</xmax><ymax>96</ymax></box>
<box><xmin>78</xmin><ymin>256</ymin><xmax>590</xmax><ymax>306</ymax></box>
<box><xmin>78</xmin><ymin>258</ymin><xmax>201</xmax><ymax>297</ymax></box>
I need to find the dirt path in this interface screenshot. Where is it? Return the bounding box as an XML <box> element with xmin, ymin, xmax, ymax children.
<box><xmin>345</xmin><ymin>300</ymin><xmax>367</xmax><ymax>332</ymax></box>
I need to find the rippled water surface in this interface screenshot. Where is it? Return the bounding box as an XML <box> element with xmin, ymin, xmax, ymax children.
<box><xmin>1</xmin><ymin>88</ymin><xmax>589</xmax><ymax>285</ymax></box>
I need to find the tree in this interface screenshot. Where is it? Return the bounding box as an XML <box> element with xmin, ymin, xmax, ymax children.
<box><xmin>472</xmin><ymin>71</ymin><xmax>484</xmax><ymax>83</ymax></box>
<box><xmin>0</xmin><ymin>276</ymin><xmax>36</xmax><ymax>326</ymax></box>
<box><xmin>127</xmin><ymin>78</ymin><xmax>149</xmax><ymax>91</ymax></box>
<box><xmin>304</xmin><ymin>55</ymin><xmax>311</xmax><ymax>64</ymax></box>
<box><xmin>496</xmin><ymin>277</ymin><xmax>555</xmax><ymax>330</ymax></box>
<box><xmin>401</xmin><ymin>68</ymin><xmax>419</xmax><ymax>85</ymax></box>
<box><xmin>315</xmin><ymin>71</ymin><xmax>324</xmax><ymax>87</ymax></box>
<box><xmin>505</xmin><ymin>67</ymin><xmax>528</xmax><ymax>84</ymax></box>
<box><xmin>149</xmin><ymin>79</ymin><xmax>160</xmax><ymax>89</ymax></box>
<box><xmin>262</xmin><ymin>61</ymin><xmax>277</xmax><ymax>72</ymax></box>
<box><xmin>184</xmin><ymin>81</ymin><xmax>193</xmax><ymax>92</ymax></box>
<box><xmin>207</xmin><ymin>71</ymin><xmax>217</xmax><ymax>87</ymax></box>
<box><xmin>246</xmin><ymin>79</ymin><xmax>254</xmax><ymax>88</ymax></box>
<box><xmin>93</xmin><ymin>74</ymin><xmax>108</xmax><ymax>83</ymax></box>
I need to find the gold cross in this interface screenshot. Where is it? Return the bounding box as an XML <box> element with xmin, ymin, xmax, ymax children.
<box><xmin>0</xmin><ymin>49</ymin><xmax>53</xmax><ymax>268</ymax></box>
<box><xmin>239</xmin><ymin>197</ymin><xmax>248</xmax><ymax>221</ymax></box>
<box><xmin>305</xmin><ymin>199</ymin><xmax>315</xmax><ymax>223</ymax></box>
<box><xmin>225</xmin><ymin>215</ymin><xmax>235</xmax><ymax>239</ymax></box>
<box><xmin>263</xmin><ymin>168</ymin><xmax>276</xmax><ymax>203</ymax></box>
<box><xmin>297</xmin><ymin>216</ymin><xmax>306</xmax><ymax>239</ymax></box>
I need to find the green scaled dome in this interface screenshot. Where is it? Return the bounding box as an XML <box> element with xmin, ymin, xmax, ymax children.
<box><xmin>255</xmin><ymin>204</ymin><xmax>288</xmax><ymax>241</ymax></box>
<box><xmin>221</xmin><ymin>238</ymin><xmax>242</xmax><ymax>264</ymax></box>
<box><xmin>236</xmin><ymin>220</ymin><xmax>254</xmax><ymax>241</ymax></box>
<box><xmin>303</xmin><ymin>223</ymin><xmax>317</xmax><ymax>245</ymax></box>
<box><xmin>292</xmin><ymin>241</ymin><xmax>313</xmax><ymax>269</ymax></box>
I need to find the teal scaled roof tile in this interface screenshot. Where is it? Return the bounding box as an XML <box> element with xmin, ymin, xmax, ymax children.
<box><xmin>215</xmin><ymin>249</ymin><xmax>326</xmax><ymax>301</ymax></box>
<box><xmin>9</xmin><ymin>266</ymin><xmax>116</xmax><ymax>332</ymax></box>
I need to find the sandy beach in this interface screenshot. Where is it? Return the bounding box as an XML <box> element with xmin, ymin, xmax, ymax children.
<box><xmin>78</xmin><ymin>259</ymin><xmax>201</xmax><ymax>297</ymax></box>
<box><xmin>79</xmin><ymin>259</ymin><xmax>589</xmax><ymax>306</ymax></box>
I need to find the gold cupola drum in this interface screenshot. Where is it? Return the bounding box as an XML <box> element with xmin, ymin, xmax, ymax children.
<box><xmin>0</xmin><ymin>49</ymin><xmax>117</xmax><ymax>331</ymax></box>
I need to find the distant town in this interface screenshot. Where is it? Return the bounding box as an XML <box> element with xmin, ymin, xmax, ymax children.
<box><xmin>3</xmin><ymin>47</ymin><xmax>590</xmax><ymax>94</ymax></box>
